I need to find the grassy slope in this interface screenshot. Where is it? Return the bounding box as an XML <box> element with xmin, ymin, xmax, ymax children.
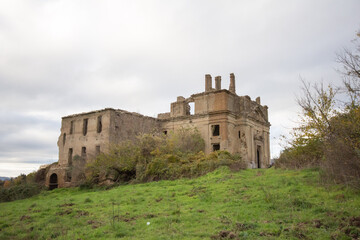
<box><xmin>0</xmin><ymin>167</ymin><xmax>359</xmax><ymax>240</ymax></box>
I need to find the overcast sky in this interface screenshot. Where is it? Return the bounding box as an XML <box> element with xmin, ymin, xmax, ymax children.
<box><xmin>0</xmin><ymin>0</ymin><xmax>359</xmax><ymax>177</ymax></box>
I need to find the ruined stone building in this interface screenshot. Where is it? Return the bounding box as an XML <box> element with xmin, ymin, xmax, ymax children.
<box><xmin>47</xmin><ymin>73</ymin><xmax>270</xmax><ymax>189</ymax></box>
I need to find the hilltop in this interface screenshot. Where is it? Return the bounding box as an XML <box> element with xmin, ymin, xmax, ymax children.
<box><xmin>0</xmin><ymin>167</ymin><xmax>359</xmax><ymax>239</ymax></box>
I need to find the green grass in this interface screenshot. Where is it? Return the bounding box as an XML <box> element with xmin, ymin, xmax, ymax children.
<box><xmin>1</xmin><ymin>167</ymin><xmax>359</xmax><ymax>239</ymax></box>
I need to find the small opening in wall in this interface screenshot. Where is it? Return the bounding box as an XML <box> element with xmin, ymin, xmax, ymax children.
<box><xmin>68</xmin><ymin>148</ymin><xmax>73</xmax><ymax>166</ymax></box>
<box><xmin>81</xmin><ymin>147</ymin><xmax>87</xmax><ymax>159</ymax></box>
<box><xmin>163</xmin><ymin>130</ymin><xmax>167</xmax><ymax>135</ymax></box>
<box><xmin>189</xmin><ymin>102</ymin><xmax>195</xmax><ymax>115</ymax></box>
<box><xmin>63</xmin><ymin>133</ymin><xmax>66</xmax><ymax>146</ymax></box>
<box><xmin>212</xmin><ymin>125</ymin><xmax>220</xmax><ymax>136</ymax></box>
<box><xmin>70</xmin><ymin>121</ymin><xmax>74</xmax><ymax>134</ymax></box>
<box><xmin>83</xmin><ymin>119</ymin><xmax>88</xmax><ymax>136</ymax></box>
<box><xmin>238</xmin><ymin>131</ymin><xmax>241</xmax><ymax>139</ymax></box>
<box><xmin>97</xmin><ymin>116</ymin><xmax>102</xmax><ymax>133</ymax></box>
<box><xmin>213</xmin><ymin>143</ymin><xmax>220</xmax><ymax>151</ymax></box>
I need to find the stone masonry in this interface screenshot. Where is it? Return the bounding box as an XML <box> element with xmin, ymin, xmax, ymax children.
<box><xmin>46</xmin><ymin>73</ymin><xmax>270</xmax><ymax>188</ymax></box>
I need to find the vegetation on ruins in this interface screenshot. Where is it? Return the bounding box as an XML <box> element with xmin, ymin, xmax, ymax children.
<box><xmin>276</xmin><ymin>31</ymin><xmax>360</xmax><ymax>189</ymax></box>
<box><xmin>86</xmin><ymin>127</ymin><xmax>245</xmax><ymax>185</ymax></box>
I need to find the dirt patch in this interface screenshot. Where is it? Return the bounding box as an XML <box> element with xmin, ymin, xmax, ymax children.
<box><xmin>144</xmin><ymin>213</ymin><xmax>156</xmax><ymax>219</ymax></box>
<box><xmin>59</xmin><ymin>203</ymin><xmax>75</xmax><ymax>207</ymax></box>
<box><xmin>211</xmin><ymin>230</ymin><xmax>237</xmax><ymax>239</ymax></box>
<box><xmin>20</xmin><ymin>215</ymin><xmax>31</xmax><ymax>221</ymax></box>
<box><xmin>87</xmin><ymin>220</ymin><xmax>101</xmax><ymax>229</ymax></box>
<box><xmin>76</xmin><ymin>210</ymin><xmax>89</xmax><ymax>217</ymax></box>
<box><xmin>57</xmin><ymin>209</ymin><xmax>72</xmax><ymax>216</ymax></box>
<box><xmin>114</xmin><ymin>214</ymin><xmax>137</xmax><ymax>222</ymax></box>
<box><xmin>155</xmin><ymin>197</ymin><xmax>163</xmax><ymax>202</ymax></box>
<box><xmin>313</xmin><ymin>219</ymin><xmax>323</xmax><ymax>228</ymax></box>
<box><xmin>349</xmin><ymin>216</ymin><xmax>360</xmax><ymax>228</ymax></box>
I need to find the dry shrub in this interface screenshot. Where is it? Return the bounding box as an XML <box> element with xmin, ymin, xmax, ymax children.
<box><xmin>321</xmin><ymin>108</ymin><xmax>360</xmax><ymax>189</ymax></box>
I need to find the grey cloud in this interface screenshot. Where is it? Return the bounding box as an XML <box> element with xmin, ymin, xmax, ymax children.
<box><xmin>0</xmin><ymin>0</ymin><xmax>360</xmax><ymax>176</ymax></box>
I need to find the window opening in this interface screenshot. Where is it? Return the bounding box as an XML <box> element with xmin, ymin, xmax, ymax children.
<box><xmin>70</xmin><ymin>121</ymin><xmax>74</xmax><ymax>134</ymax></box>
<box><xmin>238</xmin><ymin>131</ymin><xmax>241</xmax><ymax>139</ymax></box>
<box><xmin>68</xmin><ymin>148</ymin><xmax>73</xmax><ymax>166</ymax></box>
<box><xmin>83</xmin><ymin>119</ymin><xmax>88</xmax><ymax>136</ymax></box>
<box><xmin>213</xmin><ymin>143</ymin><xmax>220</xmax><ymax>151</ymax></box>
<box><xmin>163</xmin><ymin>130</ymin><xmax>168</xmax><ymax>135</ymax></box>
<box><xmin>97</xmin><ymin>116</ymin><xmax>102</xmax><ymax>133</ymax></box>
<box><xmin>81</xmin><ymin>147</ymin><xmax>87</xmax><ymax>159</ymax></box>
<box><xmin>212</xmin><ymin>125</ymin><xmax>220</xmax><ymax>136</ymax></box>
<box><xmin>189</xmin><ymin>102</ymin><xmax>195</xmax><ymax>115</ymax></box>
<box><xmin>63</xmin><ymin>133</ymin><xmax>66</xmax><ymax>146</ymax></box>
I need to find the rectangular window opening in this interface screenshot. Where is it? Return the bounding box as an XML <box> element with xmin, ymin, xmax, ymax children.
<box><xmin>63</xmin><ymin>133</ymin><xmax>66</xmax><ymax>146</ymax></box>
<box><xmin>163</xmin><ymin>130</ymin><xmax>167</xmax><ymax>135</ymax></box>
<box><xmin>83</xmin><ymin>119</ymin><xmax>88</xmax><ymax>136</ymax></box>
<box><xmin>70</xmin><ymin>121</ymin><xmax>74</xmax><ymax>134</ymax></box>
<box><xmin>212</xmin><ymin>125</ymin><xmax>220</xmax><ymax>136</ymax></box>
<box><xmin>97</xmin><ymin>116</ymin><xmax>102</xmax><ymax>133</ymax></box>
<box><xmin>238</xmin><ymin>131</ymin><xmax>241</xmax><ymax>139</ymax></box>
<box><xmin>68</xmin><ymin>148</ymin><xmax>73</xmax><ymax>166</ymax></box>
<box><xmin>81</xmin><ymin>147</ymin><xmax>87</xmax><ymax>159</ymax></box>
<box><xmin>213</xmin><ymin>143</ymin><xmax>220</xmax><ymax>151</ymax></box>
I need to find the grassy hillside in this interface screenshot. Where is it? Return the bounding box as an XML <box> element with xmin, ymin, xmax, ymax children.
<box><xmin>0</xmin><ymin>167</ymin><xmax>359</xmax><ymax>239</ymax></box>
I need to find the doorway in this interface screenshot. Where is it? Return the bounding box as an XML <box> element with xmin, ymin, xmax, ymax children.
<box><xmin>257</xmin><ymin>146</ymin><xmax>261</xmax><ymax>169</ymax></box>
<box><xmin>49</xmin><ymin>173</ymin><xmax>58</xmax><ymax>190</ymax></box>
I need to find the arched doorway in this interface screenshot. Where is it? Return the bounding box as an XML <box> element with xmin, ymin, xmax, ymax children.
<box><xmin>49</xmin><ymin>173</ymin><xmax>58</xmax><ymax>190</ymax></box>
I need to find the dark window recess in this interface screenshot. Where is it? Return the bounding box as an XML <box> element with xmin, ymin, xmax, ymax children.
<box><xmin>213</xmin><ymin>143</ymin><xmax>220</xmax><ymax>151</ymax></box>
<box><xmin>163</xmin><ymin>130</ymin><xmax>168</xmax><ymax>135</ymax></box>
<box><xmin>68</xmin><ymin>148</ymin><xmax>73</xmax><ymax>166</ymax></box>
<box><xmin>63</xmin><ymin>133</ymin><xmax>66</xmax><ymax>146</ymax></box>
<box><xmin>81</xmin><ymin>147</ymin><xmax>87</xmax><ymax>159</ymax></box>
<box><xmin>96</xmin><ymin>145</ymin><xmax>100</xmax><ymax>156</ymax></box>
<box><xmin>212</xmin><ymin>125</ymin><xmax>220</xmax><ymax>136</ymax></box>
<box><xmin>70</xmin><ymin>120</ymin><xmax>74</xmax><ymax>134</ymax></box>
<box><xmin>238</xmin><ymin>131</ymin><xmax>241</xmax><ymax>139</ymax></box>
<box><xmin>97</xmin><ymin>116</ymin><xmax>102</xmax><ymax>133</ymax></box>
<box><xmin>83</xmin><ymin>119</ymin><xmax>88</xmax><ymax>136</ymax></box>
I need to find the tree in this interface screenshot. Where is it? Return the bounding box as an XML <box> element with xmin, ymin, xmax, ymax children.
<box><xmin>337</xmin><ymin>30</ymin><xmax>360</xmax><ymax>107</ymax></box>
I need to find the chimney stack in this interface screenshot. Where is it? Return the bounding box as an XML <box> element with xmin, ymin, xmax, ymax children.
<box><xmin>229</xmin><ymin>73</ymin><xmax>236</xmax><ymax>93</ymax></box>
<box><xmin>205</xmin><ymin>74</ymin><xmax>212</xmax><ymax>92</ymax></box>
<box><xmin>215</xmin><ymin>76</ymin><xmax>221</xmax><ymax>90</ymax></box>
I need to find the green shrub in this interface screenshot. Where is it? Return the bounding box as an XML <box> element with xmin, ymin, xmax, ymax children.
<box><xmin>0</xmin><ymin>183</ymin><xmax>44</xmax><ymax>202</ymax></box>
<box><xmin>87</xmin><ymin>128</ymin><xmax>245</xmax><ymax>185</ymax></box>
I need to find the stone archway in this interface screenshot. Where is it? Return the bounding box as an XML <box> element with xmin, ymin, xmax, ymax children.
<box><xmin>49</xmin><ymin>173</ymin><xmax>58</xmax><ymax>190</ymax></box>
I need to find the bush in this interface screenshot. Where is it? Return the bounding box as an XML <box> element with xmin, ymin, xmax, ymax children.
<box><xmin>0</xmin><ymin>183</ymin><xmax>44</xmax><ymax>202</ymax></box>
<box><xmin>275</xmin><ymin>137</ymin><xmax>324</xmax><ymax>169</ymax></box>
<box><xmin>86</xmin><ymin>128</ymin><xmax>245</xmax><ymax>185</ymax></box>
<box><xmin>320</xmin><ymin>107</ymin><xmax>360</xmax><ymax>189</ymax></box>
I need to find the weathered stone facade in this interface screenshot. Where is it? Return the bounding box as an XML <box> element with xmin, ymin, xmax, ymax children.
<box><xmin>46</xmin><ymin>73</ymin><xmax>270</xmax><ymax>188</ymax></box>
